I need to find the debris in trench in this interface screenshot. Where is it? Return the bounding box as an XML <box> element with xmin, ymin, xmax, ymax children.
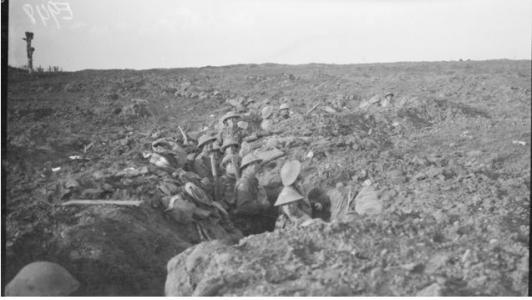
<box><xmin>115</xmin><ymin>166</ymin><xmax>149</xmax><ymax>177</ymax></box>
<box><xmin>306</xmin><ymin>103</ymin><xmax>321</xmax><ymax>115</ymax></box>
<box><xmin>354</xmin><ymin>183</ymin><xmax>383</xmax><ymax>216</ymax></box>
<box><xmin>321</xmin><ymin>105</ymin><xmax>338</xmax><ymax>114</ymax></box>
<box><xmin>61</xmin><ymin>199</ymin><xmax>143</xmax><ymax>206</ymax></box>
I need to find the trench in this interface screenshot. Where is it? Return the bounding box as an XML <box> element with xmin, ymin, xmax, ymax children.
<box><xmin>229</xmin><ymin>180</ymin><xmax>282</xmax><ymax>236</ymax></box>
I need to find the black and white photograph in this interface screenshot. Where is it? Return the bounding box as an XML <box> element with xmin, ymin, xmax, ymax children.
<box><xmin>2</xmin><ymin>0</ymin><xmax>531</xmax><ymax>296</ymax></box>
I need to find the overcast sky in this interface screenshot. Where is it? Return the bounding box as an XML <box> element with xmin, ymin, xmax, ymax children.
<box><xmin>8</xmin><ymin>0</ymin><xmax>532</xmax><ymax>71</ymax></box>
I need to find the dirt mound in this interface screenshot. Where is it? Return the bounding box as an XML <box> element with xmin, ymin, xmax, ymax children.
<box><xmin>396</xmin><ymin>97</ymin><xmax>491</xmax><ymax>129</ymax></box>
<box><xmin>166</xmin><ymin>210</ymin><xmax>528</xmax><ymax>296</ymax></box>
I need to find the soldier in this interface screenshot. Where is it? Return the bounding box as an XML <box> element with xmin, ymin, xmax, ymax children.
<box><xmin>381</xmin><ymin>92</ymin><xmax>394</xmax><ymax>108</ymax></box>
<box><xmin>220</xmin><ymin>135</ymin><xmax>241</xmax><ymax>179</ymax></box>
<box><xmin>211</xmin><ymin>139</ymin><xmax>222</xmax><ymax>162</ymax></box>
<box><xmin>279</xmin><ymin>103</ymin><xmax>291</xmax><ymax>119</ymax></box>
<box><xmin>236</xmin><ymin>120</ymin><xmax>252</xmax><ymax>140</ymax></box>
<box><xmin>220</xmin><ymin>111</ymin><xmax>242</xmax><ymax>139</ymax></box>
<box><xmin>253</xmin><ymin>105</ymin><xmax>284</xmax><ymax>138</ymax></box>
<box><xmin>274</xmin><ymin>186</ymin><xmax>312</xmax><ymax>229</ymax></box>
<box><xmin>208</xmin><ymin>139</ymin><xmax>222</xmax><ymax>201</ymax></box>
<box><xmin>260</xmin><ymin>105</ymin><xmax>274</xmax><ymax>131</ymax></box>
<box><xmin>218</xmin><ymin>111</ymin><xmax>244</xmax><ymax>164</ymax></box>
<box><xmin>233</xmin><ymin>153</ymin><xmax>271</xmax><ymax>216</ymax></box>
<box><xmin>231</xmin><ymin>153</ymin><xmax>273</xmax><ymax>235</ymax></box>
<box><xmin>217</xmin><ymin>154</ymin><xmax>238</xmax><ymax>211</ymax></box>
<box><xmin>275</xmin><ymin>160</ymin><xmax>312</xmax><ymax>229</ymax></box>
<box><xmin>193</xmin><ymin>133</ymin><xmax>217</xmax><ymax>179</ymax></box>
<box><xmin>151</xmin><ymin>137</ymin><xmax>187</xmax><ymax>168</ymax></box>
<box><xmin>307</xmin><ymin>187</ymin><xmax>332</xmax><ymax>221</ymax></box>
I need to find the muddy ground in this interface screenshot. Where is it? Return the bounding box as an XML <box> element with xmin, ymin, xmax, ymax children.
<box><xmin>3</xmin><ymin>60</ymin><xmax>530</xmax><ymax>296</ymax></box>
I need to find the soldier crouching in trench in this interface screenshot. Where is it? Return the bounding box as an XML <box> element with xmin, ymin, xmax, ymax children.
<box><xmin>217</xmin><ymin>154</ymin><xmax>238</xmax><ymax>211</ymax></box>
<box><xmin>193</xmin><ymin>133</ymin><xmax>218</xmax><ymax>179</ymax></box>
<box><xmin>274</xmin><ymin>185</ymin><xmax>313</xmax><ymax>229</ymax></box>
<box><xmin>231</xmin><ymin>153</ymin><xmax>274</xmax><ymax>235</ymax></box>
<box><xmin>274</xmin><ymin>160</ymin><xmax>314</xmax><ymax>229</ymax></box>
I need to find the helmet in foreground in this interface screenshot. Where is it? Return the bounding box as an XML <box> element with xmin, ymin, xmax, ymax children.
<box><xmin>5</xmin><ymin>261</ymin><xmax>80</xmax><ymax>296</ymax></box>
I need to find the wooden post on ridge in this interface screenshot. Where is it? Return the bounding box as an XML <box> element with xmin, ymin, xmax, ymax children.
<box><xmin>23</xmin><ymin>32</ymin><xmax>35</xmax><ymax>73</ymax></box>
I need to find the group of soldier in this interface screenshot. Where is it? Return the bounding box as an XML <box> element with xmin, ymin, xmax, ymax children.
<box><xmin>193</xmin><ymin>101</ymin><xmax>318</xmax><ymax>231</ymax></box>
<box><xmin>146</xmin><ymin>99</ymin><xmax>320</xmax><ymax>236</ymax></box>
<box><xmin>191</xmin><ymin>110</ymin><xmax>272</xmax><ymax>220</ymax></box>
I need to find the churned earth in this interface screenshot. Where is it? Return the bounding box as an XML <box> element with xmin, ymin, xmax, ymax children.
<box><xmin>3</xmin><ymin>60</ymin><xmax>530</xmax><ymax>296</ymax></box>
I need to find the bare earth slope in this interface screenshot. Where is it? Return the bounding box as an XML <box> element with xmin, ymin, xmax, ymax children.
<box><xmin>4</xmin><ymin>60</ymin><xmax>530</xmax><ymax>296</ymax></box>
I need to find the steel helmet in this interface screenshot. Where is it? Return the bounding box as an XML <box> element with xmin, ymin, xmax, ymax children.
<box><xmin>197</xmin><ymin>134</ymin><xmax>217</xmax><ymax>148</ymax></box>
<box><xmin>221</xmin><ymin>136</ymin><xmax>239</xmax><ymax>152</ymax></box>
<box><xmin>5</xmin><ymin>261</ymin><xmax>80</xmax><ymax>296</ymax></box>
<box><xmin>274</xmin><ymin>186</ymin><xmax>304</xmax><ymax>206</ymax></box>
<box><xmin>280</xmin><ymin>160</ymin><xmax>301</xmax><ymax>186</ymax></box>
<box><xmin>240</xmin><ymin>153</ymin><xmax>262</xmax><ymax>171</ymax></box>
<box><xmin>221</xmin><ymin>111</ymin><xmax>241</xmax><ymax>124</ymax></box>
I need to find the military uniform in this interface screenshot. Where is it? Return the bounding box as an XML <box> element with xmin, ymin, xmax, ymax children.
<box><xmin>218</xmin><ymin>173</ymin><xmax>236</xmax><ymax>210</ymax></box>
<box><xmin>217</xmin><ymin>155</ymin><xmax>237</xmax><ymax>210</ymax></box>
<box><xmin>231</xmin><ymin>154</ymin><xmax>273</xmax><ymax>235</ymax></box>
<box><xmin>191</xmin><ymin>133</ymin><xmax>219</xmax><ymax>198</ymax></box>
<box><xmin>233</xmin><ymin>154</ymin><xmax>270</xmax><ymax>215</ymax></box>
<box><xmin>234</xmin><ymin>175</ymin><xmax>262</xmax><ymax>215</ymax></box>
<box><xmin>193</xmin><ymin>153</ymin><xmax>212</xmax><ymax>179</ymax></box>
<box><xmin>232</xmin><ymin>177</ymin><xmax>273</xmax><ymax>235</ymax></box>
<box><xmin>278</xmin><ymin>102</ymin><xmax>291</xmax><ymax>119</ymax></box>
<box><xmin>219</xmin><ymin>112</ymin><xmax>245</xmax><ymax>173</ymax></box>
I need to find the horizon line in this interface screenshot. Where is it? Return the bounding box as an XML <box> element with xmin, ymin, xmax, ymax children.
<box><xmin>8</xmin><ymin>58</ymin><xmax>531</xmax><ymax>73</ymax></box>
